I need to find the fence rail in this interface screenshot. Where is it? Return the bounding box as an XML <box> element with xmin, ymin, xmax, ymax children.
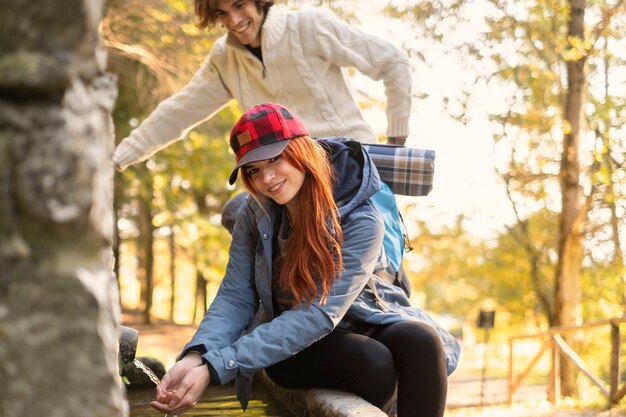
<box><xmin>508</xmin><ymin>317</ymin><xmax>626</xmax><ymax>407</ymax></box>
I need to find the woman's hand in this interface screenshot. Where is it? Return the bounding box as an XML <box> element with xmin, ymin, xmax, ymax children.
<box><xmin>150</xmin><ymin>353</ymin><xmax>211</xmax><ymax>415</ymax></box>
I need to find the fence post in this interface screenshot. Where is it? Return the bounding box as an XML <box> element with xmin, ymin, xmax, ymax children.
<box><xmin>477</xmin><ymin>309</ymin><xmax>495</xmax><ymax>405</ymax></box>
<box><xmin>549</xmin><ymin>335</ymin><xmax>560</xmax><ymax>405</ymax></box>
<box><xmin>610</xmin><ymin>323</ymin><xmax>620</xmax><ymax>406</ymax></box>
<box><xmin>508</xmin><ymin>338</ymin><xmax>514</xmax><ymax>404</ymax></box>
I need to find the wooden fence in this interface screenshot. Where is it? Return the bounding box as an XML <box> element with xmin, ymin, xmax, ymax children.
<box><xmin>508</xmin><ymin>317</ymin><xmax>626</xmax><ymax>407</ymax></box>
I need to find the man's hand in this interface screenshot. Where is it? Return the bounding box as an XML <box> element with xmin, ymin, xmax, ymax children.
<box><xmin>387</xmin><ymin>136</ymin><xmax>407</xmax><ymax>146</ymax></box>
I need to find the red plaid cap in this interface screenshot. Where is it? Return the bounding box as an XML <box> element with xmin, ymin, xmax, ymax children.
<box><xmin>229</xmin><ymin>103</ymin><xmax>309</xmax><ymax>184</ymax></box>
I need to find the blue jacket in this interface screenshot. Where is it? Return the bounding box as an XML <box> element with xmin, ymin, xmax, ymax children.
<box><xmin>182</xmin><ymin>138</ymin><xmax>461</xmax><ymax>387</ymax></box>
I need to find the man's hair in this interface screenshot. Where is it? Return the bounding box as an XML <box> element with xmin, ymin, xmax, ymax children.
<box><xmin>194</xmin><ymin>0</ymin><xmax>275</xmax><ymax>30</ymax></box>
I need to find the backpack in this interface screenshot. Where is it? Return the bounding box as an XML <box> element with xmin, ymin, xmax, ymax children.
<box><xmin>370</xmin><ymin>183</ymin><xmax>413</xmax><ymax>297</ymax></box>
<box><xmin>363</xmin><ymin>144</ymin><xmax>436</xmax><ymax>298</ymax></box>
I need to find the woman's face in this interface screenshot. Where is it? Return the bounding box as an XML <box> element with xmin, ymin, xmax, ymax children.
<box><xmin>215</xmin><ymin>0</ymin><xmax>264</xmax><ymax>48</ymax></box>
<box><xmin>244</xmin><ymin>155</ymin><xmax>306</xmax><ymax>208</ymax></box>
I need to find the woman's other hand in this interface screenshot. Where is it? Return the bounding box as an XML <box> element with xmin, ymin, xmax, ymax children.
<box><xmin>150</xmin><ymin>353</ymin><xmax>210</xmax><ymax>415</ymax></box>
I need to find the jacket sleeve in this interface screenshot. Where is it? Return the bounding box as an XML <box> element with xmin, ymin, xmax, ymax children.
<box><xmin>302</xmin><ymin>9</ymin><xmax>412</xmax><ymax>138</ymax></box>
<box><xmin>202</xmin><ymin>204</ymin><xmax>385</xmax><ymax>385</ymax></box>
<box><xmin>112</xmin><ymin>42</ymin><xmax>233</xmax><ymax>170</ymax></box>
<box><xmin>180</xmin><ymin>204</ymin><xmax>260</xmax><ymax>366</ymax></box>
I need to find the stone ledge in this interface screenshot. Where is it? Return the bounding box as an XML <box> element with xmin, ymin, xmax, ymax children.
<box><xmin>258</xmin><ymin>371</ymin><xmax>388</xmax><ymax>417</ymax></box>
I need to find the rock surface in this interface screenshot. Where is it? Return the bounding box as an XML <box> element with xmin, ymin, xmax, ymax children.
<box><xmin>0</xmin><ymin>1</ymin><xmax>124</xmax><ymax>417</ymax></box>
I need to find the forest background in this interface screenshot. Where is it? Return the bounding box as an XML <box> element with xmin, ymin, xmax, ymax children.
<box><xmin>103</xmin><ymin>0</ymin><xmax>626</xmax><ymax>400</ymax></box>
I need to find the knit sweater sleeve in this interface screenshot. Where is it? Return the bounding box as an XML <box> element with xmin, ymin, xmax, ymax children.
<box><xmin>301</xmin><ymin>9</ymin><xmax>412</xmax><ymax>138</ymax></box>
<box><xmin>113</xmin><ymin>42</ymin><xmax>233</xmax><ymax>170</ymax></box>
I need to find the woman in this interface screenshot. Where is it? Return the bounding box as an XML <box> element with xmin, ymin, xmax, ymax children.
<box><xmin>113</xmin><ymin>0</ymin><xmax>411</xmax><ymax>171</ymax></box>
<box><xmin>150</xmin><ymin>103</ymin><xmax>460</xmax><ymax>417</ymax></box>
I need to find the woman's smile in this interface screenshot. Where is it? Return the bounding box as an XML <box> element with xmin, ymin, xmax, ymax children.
<box><xmin>245</xmin><ymin>155</ymin><xmax>306</xmax><ymax>207</ymax></box>
<box><xmin>267</xmin><ymin>180</ymin><xmax>286</xmax><ymax>194</ymax></box>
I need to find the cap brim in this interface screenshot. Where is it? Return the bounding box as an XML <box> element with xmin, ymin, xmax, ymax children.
<box><xmin>228</xmin><ymin>139</ymin><xmax>290</xmax><ymax>185</ymax></box>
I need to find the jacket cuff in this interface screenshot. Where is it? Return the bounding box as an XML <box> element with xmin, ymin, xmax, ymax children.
<box><xmin>179</xmin><ymin>343</ymin><xmax>207</xmax><ymax>360</ymax></box>
<box><xmin>203</xmin><ymin>347</ymin><xmax>239</xmax><ymax>386</ymax></box>
<box><xmin>386</xmin><ymin>115</ymin><xmax>410</xmax><ymax>138</ymax></box>
<box><xmin>204</xmin><ymin>361</ymin><xmax>222</xmax><ymax>386</ymax></box>
<box><xmin>112</xmin><ymin>141</ymin><xmax>138</xmax><ymax>171</ymax></box>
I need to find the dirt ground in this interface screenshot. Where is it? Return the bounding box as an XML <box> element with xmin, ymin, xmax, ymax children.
<box><xmin>123</xmin><ymin>314</ymin><xmax>626</xmax><ymax>417</ymax></box>
<box><xmin>445</xmin><ymin>404</ymin><xmax>625</xmax><ymax>417</ymax></box>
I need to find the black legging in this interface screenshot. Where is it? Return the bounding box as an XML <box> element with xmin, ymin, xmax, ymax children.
<box><xmin>266</xmin><ymin>321</ymin><xmax>448</xmax><ymax>417</ymax></box>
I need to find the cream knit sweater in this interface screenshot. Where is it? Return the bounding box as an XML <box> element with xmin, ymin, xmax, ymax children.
<box><xmin>113</xmin><ymin>6</ymin><xmax>412</xmax><ymax>170</ymax></box>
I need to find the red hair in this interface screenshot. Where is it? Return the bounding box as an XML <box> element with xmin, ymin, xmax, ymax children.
<box><xmin>241</xmin><ymin>136</ymin><xmax>343</xmax><ymax>304</ymax></box>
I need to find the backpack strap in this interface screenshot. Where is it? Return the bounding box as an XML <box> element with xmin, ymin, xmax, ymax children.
<box><xmin>372</xmin><ymin>262</ymin><xmax>411</xmax><ymax>298</ymax></box>
<box><xmin>396</xmin><ymin>263</ymin><xmax>411</xmax><ymax>298</ymax></box>
<box><xmin>397</xmin><ymin>209</ymin><xmax>414</xmax><ymax>253</ymax></box>
<box><xmin>370</xmin><ymin>183</ymin><xmax>404</xmax><ymax>272</ymax></box>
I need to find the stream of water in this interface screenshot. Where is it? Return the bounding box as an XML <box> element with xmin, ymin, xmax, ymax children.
<box><xmin>132</xmin><ymin>359</ymin><xmax>163</xmax><ymax>387</ymax></box>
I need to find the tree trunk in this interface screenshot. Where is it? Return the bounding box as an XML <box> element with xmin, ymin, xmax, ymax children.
<box><xmin>194</xmin><ymin>268</ymin><xmax>207</xmax><ymax>324</ymax></box>
<box><xmin>113</xmin><ymin>177</ymin><xmax>122</xmax><ymax>287</ymax></box>
<box><xmin>552</xmin><ymin>0</ymin><xmax>587</xmax><ymax>397</ymax></box>
<box><xmin>138</xmin><ymin>193</ymin><xmax>155</xmax><ymax>324</ymax></box>
<box><xmin>0</xmin><ymin>1</ymin><xmax>126</xmax><ymax>416</ymax></box>
<box><xmin>169</xmin><ymin>229</ymin><xmax>176</xmax><ymax>322</ymax></box>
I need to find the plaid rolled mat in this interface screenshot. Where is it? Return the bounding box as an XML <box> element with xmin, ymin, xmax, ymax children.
<box><xmin>362</xmin><ymin>144</ymin><xmax>436</xmax><ymax>196</ymax></box>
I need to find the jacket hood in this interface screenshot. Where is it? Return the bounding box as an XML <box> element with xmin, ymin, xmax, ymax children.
<box><xmin>318</xmin><ymin>138</ymin><xmax>381</xmax><ymax>217</ymax></box>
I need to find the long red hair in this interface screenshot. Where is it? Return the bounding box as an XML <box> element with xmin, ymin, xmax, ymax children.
<box><xmin>241</xmin><ymin>136</ymin><xmax>343</xmax><ymax>304</ymax></box>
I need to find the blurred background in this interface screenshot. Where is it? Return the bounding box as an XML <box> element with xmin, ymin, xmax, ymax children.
<box><xmin>103</xmin><ymin>0</ymin><xmax>626</xmax><ymax>404</ymax></box>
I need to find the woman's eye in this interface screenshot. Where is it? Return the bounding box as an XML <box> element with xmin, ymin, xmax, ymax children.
<box><xmin>246</xmin><ymin>168</ymin><xmax>258</xmax><ymax>176</ymax></box>
<box><xmin>268</xmin><ymin>156</ymin><xmax>280</xmax><ymax>163</ymax></box>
